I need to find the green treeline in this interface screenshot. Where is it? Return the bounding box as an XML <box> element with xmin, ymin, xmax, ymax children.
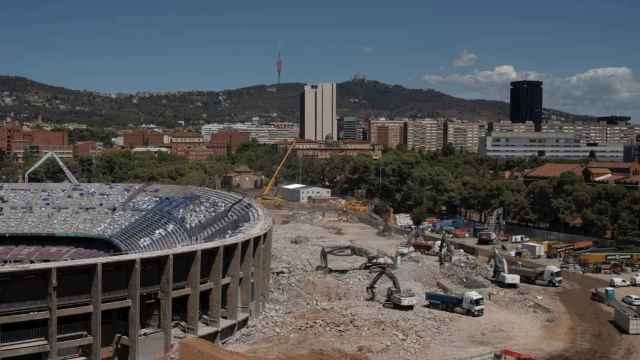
<box><xmin>1</xmin><ymin>141</ymin><xmax>638</xmax><ymax>244</ymax></box>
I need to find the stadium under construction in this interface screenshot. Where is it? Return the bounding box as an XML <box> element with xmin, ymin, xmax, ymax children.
<box><xmin>0</xmin><ymin>183</ymin><xmax>273</xmax><ymax>360</ymax></box>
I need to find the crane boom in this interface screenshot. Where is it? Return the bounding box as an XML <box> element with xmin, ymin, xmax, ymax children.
<box><xmin>262</xmin><ymin>140</ymin><xmax>296</xmax><ymax>197</ymax></box>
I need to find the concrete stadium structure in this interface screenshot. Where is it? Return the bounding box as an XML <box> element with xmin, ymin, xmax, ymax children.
<box><xmin>0</xmin><ymin>183</ymin><xmax>273</xmax><ymax>360</ymax></box>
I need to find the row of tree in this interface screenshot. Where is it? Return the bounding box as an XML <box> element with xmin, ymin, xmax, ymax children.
<box><xmin>1</xmin><ymin>142</ymin><xmax>638</xmax><ymax>244</ymax></box>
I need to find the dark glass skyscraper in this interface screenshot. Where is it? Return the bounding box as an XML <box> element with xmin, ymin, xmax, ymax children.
<box><xmin>510</xmin><ymin>80</ymin><xmax>543</xmax><ymax>131</ymax></box>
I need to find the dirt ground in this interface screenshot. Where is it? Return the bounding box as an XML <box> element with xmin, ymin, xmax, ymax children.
<box><xmin>215</xmin><ymin>207</ymin><xmax>639</xmax><ymax>360</ymax></box>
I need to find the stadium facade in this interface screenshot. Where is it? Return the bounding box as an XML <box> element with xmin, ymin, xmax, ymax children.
<box><xmin>0</xmin><ymin>183</ymin><xmax>273</xmax><ymax>360</ymax></box>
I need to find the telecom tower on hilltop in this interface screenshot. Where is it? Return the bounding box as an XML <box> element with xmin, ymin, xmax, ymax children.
<box><xmin>276</xmin><ymin>51</ymin><xmax>283</xmax><ymax>84</ymax></box>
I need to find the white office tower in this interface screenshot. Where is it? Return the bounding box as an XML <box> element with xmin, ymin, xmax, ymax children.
<box><xmin>300</xmin><ymin>83</ymin><xmax>337</xmax><ymax>141</ymax></box>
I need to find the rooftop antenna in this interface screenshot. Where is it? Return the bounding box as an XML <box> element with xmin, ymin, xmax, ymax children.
<box><xmin>276</xmin><ymin>51</ymin><xmax>283</xmax><ymax>84</ymax></box>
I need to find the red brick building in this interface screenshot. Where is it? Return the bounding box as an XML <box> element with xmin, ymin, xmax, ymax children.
<box><xmin>171</xmin><ymin>143</ymin><xmax>225</xmax><ymax>161</ymax></box>
<box><xmin>73</xmin><ymin>141</ymin><xmax>98</xmax><ymax>157</ymax></box>
<box><xmin>0</xmin><ymin>121</ymin><xmax>72</xmax><ymax>160</ymax></box>
<box><xmin>209</xmin><ymin>130</ymin><xmax>250</xmax><ymax>154</ymax></box>
<box><xmin>123</xmin><ymin>131</ymin><xmax>165</xmax><ymax>148</ymax></box>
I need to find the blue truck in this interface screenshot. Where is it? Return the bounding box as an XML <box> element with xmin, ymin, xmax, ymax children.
<box><xmin>424</xmin><ymin>291</ymin><xmax>485</xmax><ymax>317</ymax></box>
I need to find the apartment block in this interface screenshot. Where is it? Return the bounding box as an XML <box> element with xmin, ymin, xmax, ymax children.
<box><xmin>369</xmin><ymin>119</ymin><xmax>407</xmax><ymax>149</ymax></box>
<box><xmin>445</xmin><ymin>120</ymin><xmax>486</xmax><ymax>153</ymax></box>
<box><xmin>481</xmin><ymin>132</ymin><xmax>623</xmax><ymax>161</ymax></box>
<box><xmin>406</xmin><ymin>118</ymin><xmax>445</xmax><ymax>152</ymax></box>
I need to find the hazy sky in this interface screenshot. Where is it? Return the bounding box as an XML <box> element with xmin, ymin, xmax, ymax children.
<box><xmin>2</xmin><ymin>0</ymin><xmax>639</xmax><ymax>119</ymax></box>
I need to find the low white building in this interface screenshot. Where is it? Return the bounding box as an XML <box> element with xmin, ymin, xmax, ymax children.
<box><xmin>480</xmin><ymin>132</ymin><xmax>624</xmax><ymax>161</ymax></box>
<box><xmin>279</xmin><ymin>184</ymin><xmax>332</xmax><ymax>203</ymax></box>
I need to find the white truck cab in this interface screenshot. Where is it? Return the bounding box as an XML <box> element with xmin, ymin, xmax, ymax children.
<box><xmin>630</xmin><ymin>274</ymin><xmax>640</xmax><ymax>287</ymax></box>
<box><xmin>543</xmin><ymin>265</ymin><xmax>562</xmax><ymax>286</ymax></box>
<box><xmin>462</xmin><ymin>291</ymin><xmax>485</xmax><ymax>316</ymax></box>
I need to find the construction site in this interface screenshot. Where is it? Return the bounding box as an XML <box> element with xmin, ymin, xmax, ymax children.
<box><xmin>161</xmin><ymin>198</ymin><xmax>631</xmax><ymax>360</ymax></box>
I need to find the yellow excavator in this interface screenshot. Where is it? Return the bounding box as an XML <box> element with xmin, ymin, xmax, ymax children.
<box><xmin>258</xmin><ymin>140</ymin><xmax>297</xmax><ymax>208</ymax></box>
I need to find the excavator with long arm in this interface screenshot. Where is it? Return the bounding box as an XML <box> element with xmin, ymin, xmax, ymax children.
<box><xmin>366</xmin><ymin>266</ymin><xmax>417</xmax><ymax>310</ymax></box>
<box><xmin>487</xmin><ymin>247</ymin><xmax>520</xmax><ymax>287</ymax></box>
<box><xmin>318</xmin><ymin>245</ymin><xmax>416</xmax><ymax>309</ymax></box>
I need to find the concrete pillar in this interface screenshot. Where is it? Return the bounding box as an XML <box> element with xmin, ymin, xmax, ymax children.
<box><xmin>226</xmin><ymin>244</ymin><xmax>240</xmax><ymax>321</ymax></box>
<box><xmin>186</xmin><ymin>251</ymin><xmax>201</xmax><ymax>335</ymax></box>
<box><xmin>91</xmin><ymin>264</ymin><xmax>102</xmax><ymax>360</ymax></box>
<box><xmin>160</xmin><ymin>255</ymin><xmax>173</xmax><ymax>355</ymax></box>
<box><xmin>48</xmin><ymin>268</ymin><xmax>58</xmax><ymax>360</ymax></box>
<box><xmin>264</xmin><ymin>231</ymin><xmax>273</xmax><ymax>302</ymax></box>
<box><xmin>208</xmin><ymin>248</ymin><xmax>222</xmax><ymax>330</ymax></box>
<box><xmin>240</xmin><ymin>238</ymin><xmax>253</xmax><ymax>317</ymax></box>
<box><xmin>252</xmin><ymin>236</ymin><xmax>263</xmax><ymax>316</ymax></box>
<box><xmin>128</xmin><ymin>260</ymin><xmax>141</xmax><ymax>360</ymax></box>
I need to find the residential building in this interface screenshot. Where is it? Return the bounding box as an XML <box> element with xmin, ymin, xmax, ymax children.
<box><xmin>300</xmin><ymin>83</ymin><xmax>337</xmax><ymax>141</ymax></box>
<box><xmin>492</xmin><ymin>120</ymin><xmax>536</xmax><ymax>134</ymax></box>
<box><xmin>624</xmin><ymin>135</ymin><xmax>640</xmax><ymax>162</ymax></box>
<box><xmin>170</xmin><ymin>132</ymin><xmax>204</xmax><ymax>145</ymax></box>
<box><xmin>480</xmin><ymin>132</ymin><xmax>623</xmax><ymax>161</ymax></box>
<box><xmin>510</xmin><ymin>80</ymin><xmax>543</xmax><ymax>131</ymax></box>
<box><xmin>171</xmin><ymin>143</ymin><xmax>225</xmax><ymax>160</ymax></box>
<box><xmin>209</xmin><ymin>130</ymin><xmax>250</xmax><ymax>154</ymax></box>
<box><xmin>339</xmin><ymin>116</ymin><xmax>359</xmax><ymax>140</ymax></box>
<box><xmin>201</xmin><ymin>122</ymin><xmax>298</xmax><ymax>144</ymax></box>
<box><xmin>73</xmin><ymin>141</ymin><xmax>97</xmax><ymax>157</ymax></box>
<box><xmin>288</xmin><ymin>140</ymin><xmax>382</xmax><ymax>159</ymax></box>
<box><xmin>123</xmin><ymin>131</ymin><xmax>165</xmax><ymax>148</ymax></box>
<box><xmin>0</xmin><ymin>121</ymin><xmax>72</xmax><ymax>160</ymax></box>
<box><xmin>369</xmin><ymin>119</ymin><xmax>407</xmax><ymax>149</ymax></box>
<box><xmin>406</xmin><ymin>118</ymin><xmax>445</xmax><ymax>152</ymax></box>
<box><xmin>525</xmin><ymin>163</ymin><xmax>585</xmax><ymax>181</ymax></box>
<box><xmin>223</xmin><ymin>165</ymin><xmax>263</xmax><ymax>189</ymax></box>
<box><xmin>445</xmin><ymin>120</ymin><xmax>486</xmax><ymax>153</ymax></box>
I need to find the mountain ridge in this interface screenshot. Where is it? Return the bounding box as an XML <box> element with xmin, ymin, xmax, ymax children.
<box><xmin>0</xmin><ymin>75</ymin><xmax>593</xmax><ymax>127</ymax></box>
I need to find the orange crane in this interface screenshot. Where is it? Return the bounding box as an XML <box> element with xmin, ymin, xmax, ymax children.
<box><xmin>258</xmin><ymin>140</ymin><xmax>296</xmax><ymax>208</ymax></box>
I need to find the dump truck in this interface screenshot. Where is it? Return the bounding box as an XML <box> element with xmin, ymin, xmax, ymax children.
<box><xmin>424</xmin><ymin>291</ymin><xmax>485</xmax><ymax>317</ymax></box>
<box><xmin>477</xmin><ymin>231</ymin><xmax>497</xmax><ymax>245</ymax></box>
<box><xmin>510</xmin><ymin>265</ymin><xmax>562</xmax><ymax>287</ymax></box>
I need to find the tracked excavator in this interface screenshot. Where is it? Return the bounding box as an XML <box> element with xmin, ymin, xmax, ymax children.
<box><xmin>366</xmin><ymin>266</ymin><xmax>417</xmax><ymax>310</ymax></box>
<box><xmin>318</xmin><ymin>245</ymin><xmax>416</xmax><ymax>309</ymax></box>
<box><xmin>487</xmin><ymin>247</ymin><xmax>520</xmax><ymax>287</ymax></box>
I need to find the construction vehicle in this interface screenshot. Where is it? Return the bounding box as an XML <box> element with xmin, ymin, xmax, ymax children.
<box><xmin>366</xmin><ymin>267</ymin><xmax>417</xmax><ymax>310</ymax></box>
<box><xmin>318</xmin><ymin>246</ymin><xmax>416</xmax><ymax>309</ymax></box>
<box><xmin>438</xmin><ymin>233</ymin><xmax>452</xmax><ymax>266</ymax></box>
<box><xmin>487</xmin><ymin>247</ymin><xmax>520</xmax><ymax>287</ymax></box>
<box><xmin>510</xmin><ymin>264</ymin><xmax>562</xmax><ymax>287</ymax></box>
<box><xmin>258</xmin><ymin>140</ymin><xmax>296</xmax><ymax>208</ymax></box>
<box><xmin>343</xmin><ymin>200</ymin><xmax>368</xmax><ymax>213</ymax></box>
<box><xmin>318</xmin><ymin>245</ymin><xmax>393</xmax><ymax>272</ymax></box>
<box><xmin>591</xmin><ymin>287</ymin><xmax>616</xmax><ymax>304</ymax></box>
<box><xmin>477</xmin><ymin>231</ymin><xmax>497</xmax><ymax>245</ymax></box>
<box><xmin>408</xmin><ymin>238</ymin><xmax>439</xmax><ymax>255</ymax></box>
<box><xmin>424</xmin><ymin>291</ymin><xmax>485</xmax><ymax>317</ymax></box>
<box><xmin>495</xmin><ymin>349</ymin><xmax>536</xmax><ymax>360</ymax></box>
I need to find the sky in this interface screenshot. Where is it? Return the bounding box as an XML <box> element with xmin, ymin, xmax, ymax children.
<box><xmin>2</xmin><ymin>0</ymin><xmax>640</xmax><ymax>120</ymax></box>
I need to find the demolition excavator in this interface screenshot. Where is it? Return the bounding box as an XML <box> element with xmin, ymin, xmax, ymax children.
<box><xmin>318</xmin><ymin>245</ymin><xmax>416</xmax><ymax>310</ymax></box>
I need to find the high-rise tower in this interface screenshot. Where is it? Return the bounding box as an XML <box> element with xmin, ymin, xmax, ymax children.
<box><xmin>510</xmin><ymin>80</ymin><xmax>543</xmax><ymax>131</ymax></box>
<box><xmin>300</xmin><ymin>83</ymin><xmax>337</xmax><ymax>141</ymax></box>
